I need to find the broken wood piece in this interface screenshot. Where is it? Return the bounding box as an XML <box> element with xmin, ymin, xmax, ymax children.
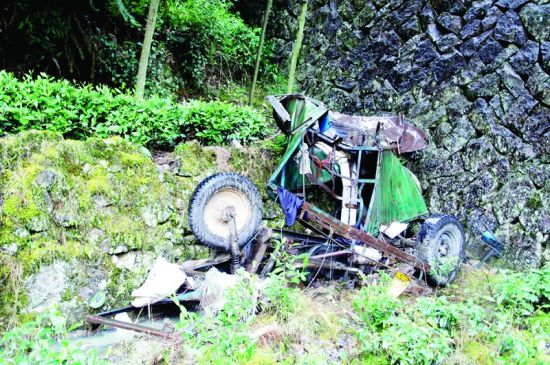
<box><xmin>386</xmin><ymin>272</ymin><xmax>410</xmax><ymax>298</ymax></box>
<box><xmin>181</xmin><ymin>254</ymin><xmax>230</xmax><ymax>274</ymax></box>
<box><xmin>246</xmin><ymin>227</ymin><xmax>272</xmax><ymax>273</ymax></box>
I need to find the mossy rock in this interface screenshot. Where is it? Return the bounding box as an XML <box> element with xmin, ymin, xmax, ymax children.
<box><xmin>0</xmin><ymin>131</ymin><xmax>285</xmax><ymax>328</ymax></box>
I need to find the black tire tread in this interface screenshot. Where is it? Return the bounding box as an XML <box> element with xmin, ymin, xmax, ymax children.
<box><xmin>416</xmin><ymin>214</ymin><xmax>466</xmax><ymax>286</ymax></box>
<box><xmin>188</xmin><ymin>173</ymin><xmax>263</xmax><ymax>251</ymax></box>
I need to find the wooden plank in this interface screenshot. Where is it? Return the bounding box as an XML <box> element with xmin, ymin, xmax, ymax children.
<box><xmin>246</xmin><ymin>227</ymin><xmax>272</xmax><ymax>273</ymax></box>
<box><xmin>266</xmin><ymin>95</ymin><xmax>291</xmax><ymax>122</ymax></box>
<box><xmin>181</xmin><ymin>254</ymin><xmax>230</xmax><ymax>274</ymax></box>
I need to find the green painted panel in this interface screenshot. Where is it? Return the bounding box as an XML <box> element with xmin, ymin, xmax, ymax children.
<box><xmin>286</xmin><ymin>97</ymin><xmax>328</xmax><ymax>133</ymax></box>
<box><xmin>366</xmin><ymin>150</ymin><xmax>428</xmax><ymax>235</ymax></box>
<box><xmin>268</xmin><ymin>132</ymin><xmax>302</xmax><ymax>189</ymax></box>
<box><xmin>268</xmin><ymin>139</ymin><xmax>339</xmax><ymax>191</ymax></box>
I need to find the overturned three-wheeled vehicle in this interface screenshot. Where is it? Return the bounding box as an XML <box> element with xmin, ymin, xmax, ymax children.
<box><xmin>188</xmin><ymin>95</ymin><xmax>466</xmax><ymax>286</ymax></box>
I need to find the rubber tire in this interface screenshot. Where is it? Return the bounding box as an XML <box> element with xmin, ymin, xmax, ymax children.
<box><xmin>416</xmin><ymin>214</ymin><xmax>466</xmax><ymax>286</ymax></box>
<box><xmin>188</xmin><ymin>173</ymin><xmax>263</xmax><ymax>251</ymax></box>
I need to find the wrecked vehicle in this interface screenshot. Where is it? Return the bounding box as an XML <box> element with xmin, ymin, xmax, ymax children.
<box><xmin>188</xmin><ymin>95</ymin><xmax>466</xmax><ymax>286</ymax></box>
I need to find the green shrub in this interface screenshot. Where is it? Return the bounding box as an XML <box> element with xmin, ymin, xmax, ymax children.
<box><xmin>492</xmin><ymin>264</ymin><xmax>550</xmax><ymax>317</ymax></box>
<box><xmin>0</xmin><ymin>71</ymin><xmax>270</xmax><ymax>148</ymax></box>
<box><xmin>0</xmin><ymin>310</ymin><xmax>104</xmax><ymax>364</ymax></box>
<box><xmin>352</xmin><ymin>267</ymin><xmax>550</xmax><ymax>364</ymax></box>
<box><xmin>165</xmin><ymin>0</ymin><xmax>278</xmax><ymax>92</ymax></box>
<box><xmin>352</xmin><ymin>274</ymin><xmax>400</xmax><ymax>331</ymax></box>
<box><xmin>261</xmin><ymin>273</ymin><xmax>300</xmax><ymax>321</ymax></box>
<box><xmin>373</xmin><ymin>315</ymin><xmax>454</xmax><ymax>365</ymax></box>
<box><xmin>95</xmin><ymin>35</ymin><xmax>180</xmax><ymax>98</ymax></box>
<box><xmin>175</xmin><ymin>270</ymin><xmax>258</xmax><ymax>364</ymax></box>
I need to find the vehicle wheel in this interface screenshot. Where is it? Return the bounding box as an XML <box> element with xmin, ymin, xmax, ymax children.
<box><xmin>188</xmin><ymin>173</ymin><xmax>263</xmax><ymax>251</ymax></box>
<box><xmin>416</xmin><ymin>214</ymin><xmax>465</xmax><ymax>286</ymax></box>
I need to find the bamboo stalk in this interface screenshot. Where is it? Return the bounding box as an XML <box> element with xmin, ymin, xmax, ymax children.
<box><xmin>287</xmin><ymin>0</ymin><xmax>308</xmax><ymax>94</ymax></box>
<box><xmin>135</xmin><ymin>0</ymin><xmax>161</xmax><ymax>100</ymax></box>
<box><xmin>248</xmin><ymin>0</ymin><xmax>273</xmax><ymax>106</ymax></box>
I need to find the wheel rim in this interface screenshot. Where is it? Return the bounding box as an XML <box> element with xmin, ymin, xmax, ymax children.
<box><xmin>203</xmin><ymin>188</ymin><xmax>252</xmax><ymax>241</ymax></box>
<box><xmin>433</xmin><ymin>225</ymin><xmax>462</xmax><ymax>275</ymax></box>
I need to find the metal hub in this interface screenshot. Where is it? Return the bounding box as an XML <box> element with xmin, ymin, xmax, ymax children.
<box><xmin>203</xmin><ymin>188</ymin><xmax>252</xmax><ymax>240</ymax></box>
<box><xmin>436</xmin><ymin>227</ymin><xmax>461</xmax><ymax>259</ymax></box>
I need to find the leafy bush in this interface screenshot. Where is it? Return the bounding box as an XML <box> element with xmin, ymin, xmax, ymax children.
<box><xmin>268</xmin><ymin>237</ymin><xmax>310</xmax><ymax>285</ymax></box>
<box><xmin>352</xmin><ymin>267</ymin><xmax>550</xmax><ymax>364</ymax></box>
<box><xmin>352</xmin><ymin>274</ymin><xmax>400</xmax><ymax>331</ymax></box>
<box><xmin>175</xmin><ymin>270</ymin><xmax>259</xmax><ymax>364</ymax></box>
<box><xmin>354</xmin><ymin>291</ymin><xmax>454</xmax><ymax>365</ymax></box>
<box><xmin>0</xmin><ymin>71</ymin><xmax>270</xmax><ymax>148</ymax></box>
<box><xmin>373</xmin><ymin>315</ymin><xmax>454</xmax><ymax>365</ymax></box>
<box><xmin>492</xmin><ymin>264</ymin><xmax>550</xmax><ymax>317</ymax></box>
<box><xmin>165</xmin><ymin>0</ymin><xmax>278</xmax><ymax>92</ymax></box>
<box><xmin>95</xmin><ymin>35</ymin><xmax>180</xmax><ymax>98</ymax></box>
<box><xmin>261</xmin><ymin>273</ymin><xmax>300</xmax><ymax>321</ymax></box>
<box><xmin>0</xmin><ymin>310</ymin><xmax>104</xmax><ymax>364</ymax></box>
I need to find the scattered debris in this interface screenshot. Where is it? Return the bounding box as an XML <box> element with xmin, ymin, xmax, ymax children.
<box><xmin>131</xmin><ymin>257</ymin><xmax>187</xmax><ymax>308</ymax></box>
<box><xmin>467</xmin><ymin>215</ymin><xmax>504</xmax><ymax>268</ymax></box>
<box><xmin>200</xmin><ymin>268</ymin><xmax>240</xmax><ymax>314</ymax></box>
<box><xmin>386</xmin><ymin>272</ymin><xmax>411</xmax><ymax>298</ymax></box>
<box><xmin>380</xmin><ymin>222</ymin><xmax>409</xmax><ymax>239</ymax></box>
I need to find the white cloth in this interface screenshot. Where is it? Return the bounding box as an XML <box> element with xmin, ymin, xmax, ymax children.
<box><xmin>296</xmin><ymin>143</ymin><xmax>312</xmax><ymax>175</ymax></box>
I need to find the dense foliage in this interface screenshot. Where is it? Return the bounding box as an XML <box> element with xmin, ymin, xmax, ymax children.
<box><xmin>0</xmin><ymin>0</ymin><xmax>279</xmax><ymax>98</ymax></box>
<box><xmin>353</xmin><ymin>266</ymin><xmax>550</xmax><ymax>364</ymax></box>
<box><xmin>0</xmin><ymin>71</ymin><xmax>270</xmax><ymax>147</ymax></box>
<box><xmin>166</xmin><ymin>0</ymin><xmax>279</xmax><ymax>92</ymax></box>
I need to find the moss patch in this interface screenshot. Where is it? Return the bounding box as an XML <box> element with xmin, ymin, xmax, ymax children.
<box><xmin>0</xmin><ymin>131</ymin><xmax>288</xmax><ymax>329</ymax></box>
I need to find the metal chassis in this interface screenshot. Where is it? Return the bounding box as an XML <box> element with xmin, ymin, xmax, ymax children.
<box><xmin>268</xmin><ymin>125</ymin><xmax>431</xmax><ymax>274</ymax></box>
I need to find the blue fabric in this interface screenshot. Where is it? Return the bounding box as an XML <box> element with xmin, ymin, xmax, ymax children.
<box><xmin>482</xmin><ymin>231</ymin><xmax>503</xmax><ymax>253</ymax></box>
<box><xmin>277</xmin><ymin>187</ymin><xmax>304</xmax><ymax>226</ymax></box>
<box><xmin>318</xmin><ymin>113</ymin><xmax>331</xmax><ymax>133</ymax></box>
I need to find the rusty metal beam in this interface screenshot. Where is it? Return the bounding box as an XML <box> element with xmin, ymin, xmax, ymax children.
<box><xmin>296</xmin><ymin>258</ymin><xmax>359</xmax><ymax>273</ymax></box>
<box><xmin>300</xmin><ymin>201</ymin><xmax>429</xmax><ymax>271</ymax></box>
<box><xmin>86</xmin><ymin>315</ymin><xmax>177</xmax><ymax>340</ymax></box>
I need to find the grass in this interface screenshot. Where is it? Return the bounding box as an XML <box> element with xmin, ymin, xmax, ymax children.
<box><xmin>1</xmin><ymin>263</ymin><xmax>548</xmax><ymax>364</ymax></box>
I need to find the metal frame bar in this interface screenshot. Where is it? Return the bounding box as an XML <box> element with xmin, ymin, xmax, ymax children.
<box><xmin>86</xmin><ymin>315</ymin><xmax>177</xmax><ymax>340</ymax></box>
<box><xmin>300</xmin><ymin>201</ymin><xmax>429</xmax><ymax>271</ymax></box>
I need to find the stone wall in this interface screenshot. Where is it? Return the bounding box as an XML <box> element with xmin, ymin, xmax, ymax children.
<box><xmin>269</xmin><ymin>0</ymin><xmax>549</xmax><ymax>267</ymax></box>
